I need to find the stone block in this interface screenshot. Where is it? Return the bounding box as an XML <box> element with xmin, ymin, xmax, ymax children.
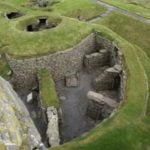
<box><xmin>27</xmin><ymin>92</ymin><xmax>33</xmax><ymax>103</ymax></box>
<box><xmin>87</xmin><ymin>91</ymin><xmax>118</xmax><ymax>120</ymax></box>
<box><xmin>93</xmin><ymin>65</ymin><xmax>122</xmax><ymax>90</ymax></box>
<box><xmin>65</xmin><ymin>74</ymin><xmax>79</xmax><ymax>87</ymax></box>
<box><xmin>46</xmin><ymin>106</ymin><xmax>60</xmax><ymax>147</ymax></box>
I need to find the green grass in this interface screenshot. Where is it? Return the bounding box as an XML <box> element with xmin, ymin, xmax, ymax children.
<box><xmin>134</xmin><ymin>45</ymin><xmax>150</xmax><ymax>116</ymax></box>
<box><xmin>95</xmin><ymin>11</ymin><xmax>150</xmax><ymax>115</ymax></box>
<box><xmin>0</xmin><ymin>54</ymin><xmax>10</xmax><ymax>79</ymax></box>
<box><xmin>97</xmin><ymin>11</ymin><xmax>150</xmax><ymax>58</ymax></box>
<box><xmin>38</xmin><ymin>69</ymin><xmax>59</xmax><ymax>108</ymax></box>
<box><xmin>52</xmin><ymin>0</ymin><xmax>106</xmax><ymax>21</ymax></box>
<box><xmin>100</xmin><ymin>0</ymin><xmax>150</xmax><ymax>18</ymax></box>
<box><xmin>0</xmin><ymin>0</ymin><xmax>106</xmax><ymax>57</ymax></box>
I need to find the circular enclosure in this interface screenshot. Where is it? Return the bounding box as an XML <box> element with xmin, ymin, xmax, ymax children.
<box><xmin>21</xmin><ymin>16</ymin><xmax>62</xmax><ymax>32</ymax></box>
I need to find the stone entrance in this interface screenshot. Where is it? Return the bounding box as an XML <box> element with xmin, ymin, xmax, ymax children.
<box><xmin>6</xmin><ymin>12</ymin><xmax>23</xmax><ymax>19</ymax></box>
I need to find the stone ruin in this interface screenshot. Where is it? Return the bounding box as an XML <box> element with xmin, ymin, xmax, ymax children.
<box><xmin>5</xmin><ymin>33</ymin><xmax>125</xmax><ymax>147</ymax></box>
<box><xmin>26</xmin><ymin>17</ymin><xmax>58</xmax><ymax>32</ymax></box>
<box><xmin>84</xmin><ymin>43</ymin><xmax>123</xmax><ymax>121</ymax></box>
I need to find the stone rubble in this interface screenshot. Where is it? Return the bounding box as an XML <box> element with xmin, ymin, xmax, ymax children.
<box><xmin>46</xmin><ymin>106</ymin><xmax>60</xmax><ymax>147</ymax></box>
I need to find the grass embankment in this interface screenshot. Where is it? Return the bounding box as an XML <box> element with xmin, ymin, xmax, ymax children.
<box><xmin>38</xmin><ymin>69</ymin><xmax>59</xmax><ymax>108</ymax></box>
<box><xmin>95</xmin><ymin>11</ymin><xmax>150</xmax><ymax>115</ymax></box>
<box><xmin>100</xmin><ymin>0</ymin><xmax>150</xmax><ymax>19</ymax></box>
<box><xmin>97</xmin><ymin>11</ymin><xmax>150</xmax><ymax>58</ymax></box>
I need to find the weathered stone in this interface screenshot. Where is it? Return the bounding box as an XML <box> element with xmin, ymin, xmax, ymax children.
<box><xmin>0</xmin><ymin>76</ymin><xmax>43</xmax><ymax>149</ymax></box>
<box><xmin>87</xmin><ymin>91</ymin><xmax>118</xmax><ymax>108</ymax></box>
<box><xmin>7</xmin><ymin>70</ymin><xmax>12</xmax><ymax>76</ymax></box>
<box><xmin>65</xmin><ymin>74</ymin><xmax>79</xmax><ymax>87</ymax></box>
<box><xmin>27</xmin><ymin>92</ymin><xmax>33</xmax><ymax>103</ymax></box>
<box><xmin>46</xmin><ymin>107</ymin><xmax>60</xmax><ymax>147</ymax></box>
<box><xmin>114</xmin><ymin>64</ymin><xmax>122</xmax><ymax>72</ymax></box>
<box><xmin>93</xmin><ymin>65</ymin><xmax>122</xmax><ymax>90</ymax></box>
<box><xmin>99</xmin><ymin>49</ymin><xmax>108</xmax><ymax>54</ymax></box>
<box><xmin>87</xmin><ymin>91</ymin><xmax>117</xmax><ymax>120</ymax></box>
<box><xmin>84</xmin><ymin>50</ymin><xmax>109</xmax><ymax>70</ymax></box>
<box><xmin>59</xmin><ymin>96</ymin><xmax>66</xmax><ymax>101</ymax></box>
<box><xmin>6</xmin><ymin>144</ymin><xmax>19</xmax><ymax>150</ymax></box>
<box><xmin>31</xmin><ymin>111</ymin><xmax>37</xmax><ymax>119</ymax></box>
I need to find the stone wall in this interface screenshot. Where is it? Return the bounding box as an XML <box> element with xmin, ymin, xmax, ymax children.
<box><xmin>6</xmin><ymin>33</ymin><xmax>125</xmax><ymax>92</ymax></box>
<box><xmin>6</xmin><ymin>33</ymin><xmax>96</xmax><ymax>89</ymax></box>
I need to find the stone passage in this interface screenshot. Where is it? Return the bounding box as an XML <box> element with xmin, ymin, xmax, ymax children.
<box><xmin>6</xmin><ymin>12</ymin><xmax>23</xmax><ymax>19</ymax></box>
<box><xmin>26</xmin><ymin>17</ymin><xmax>58</xmax><ymax>32</ymax></box>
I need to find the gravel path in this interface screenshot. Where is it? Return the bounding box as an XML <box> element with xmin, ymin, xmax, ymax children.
<box><xmin>89</xmin><ymin>0</ymin><xmax>150</xmax><ymax>23</ymax></box>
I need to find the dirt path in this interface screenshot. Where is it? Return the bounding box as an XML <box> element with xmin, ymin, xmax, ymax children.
<box><xmin>89</xmin><ymin>0</ymin><xmax>150</xmax><ymax>23</ymax></box>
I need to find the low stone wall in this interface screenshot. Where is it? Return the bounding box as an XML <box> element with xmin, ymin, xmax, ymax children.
<box><xmin>6</xmin><ymin>33</ymin><xmax>96</xmax><ymax>89</ymax></box>
<box><xmin>6</xmin><ymin>33</ymin><xmax>121</xmax><ymax>90</ymax></box>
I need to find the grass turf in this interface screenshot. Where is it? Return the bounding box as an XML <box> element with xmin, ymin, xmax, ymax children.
<box><xmin>38</xmin><ymin>69</ymin><xmax>59</xmax><ymax>108</ymax></box>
